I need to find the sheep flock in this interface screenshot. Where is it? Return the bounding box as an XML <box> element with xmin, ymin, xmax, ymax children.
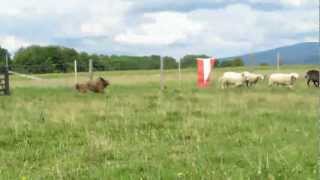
<box><xmin>219</xmin><ymin>71</ymin><xmax>305</xmax><ymax>89</ymax></box>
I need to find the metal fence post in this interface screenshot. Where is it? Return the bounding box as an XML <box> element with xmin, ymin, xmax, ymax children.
<box><xmin>74</xmin><ymin>60</ymin><xmax>78</xmax><ymax>84</ymax></box>
<box><xmin>160</xmin><ymin>56</ymin><xmax>164</xmax><ymax>91</ymax></box>
<box><xmin>89</xmin><ymin>59</ymin><xmax>93</xmax><ymax>80</ymax></box>
<box><xmin>4</xmin><ymin>53</ymin><xmax>10</xmax><ymax>95</ymax></box>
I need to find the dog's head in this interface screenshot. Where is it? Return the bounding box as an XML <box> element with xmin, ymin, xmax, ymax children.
<box><xmin>98</xmin><ymin>77</ymin><xmax>110</xmax><ymax>87</ymax></box>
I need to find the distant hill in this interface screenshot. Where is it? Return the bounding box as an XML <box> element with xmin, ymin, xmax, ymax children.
<box><xmin>222</xmin><ymin>42</ymin><xmax>319</xmax><ymax>65</ymax></box>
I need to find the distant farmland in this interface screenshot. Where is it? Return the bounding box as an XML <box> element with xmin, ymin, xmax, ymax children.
<box><xmin>0</xmin><ymin>65</ymin><xmax>317</xmax><ymax>179</ymax></box>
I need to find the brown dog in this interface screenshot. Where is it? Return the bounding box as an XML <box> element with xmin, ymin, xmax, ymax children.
<box><xmin>75</xmin><ymin>77</ymin><xmax>110</xmax><ymax>93</ymax></box>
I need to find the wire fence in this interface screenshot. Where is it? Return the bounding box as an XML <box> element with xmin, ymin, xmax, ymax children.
<box><xmin>0</xmin><ymin>66</ymin><xmax>10</xmax><ymax>95</ymax></box>
<box><xmin>3</xmin><ymin>58</ymin><xmax>310</xmax><ymax>90</ymax></box>
<box><xmin>4</xmin><ymin>60</ymin><xmax>181</xmax><ymax>74</ymax></box>
<box><xmin>3</xmin><ymin>59</ymin><xmax>187</xmax><ymax>89</ymax></box>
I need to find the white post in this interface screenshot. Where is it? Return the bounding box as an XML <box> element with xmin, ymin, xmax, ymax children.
<box><xmin>160</xmin><ymin>56</ymin><xmax>164</xmax><ymax>91</ymax></box>
<box><xmin>178</xmin><ymin>59</ymin><xmax>181</xmax><ymax>85</ymax></box>
<box><xmin>251</xmin><ymin>53</ymin><xmax>255</xmax><ymax>72</ymax></box>
<box><xmin>4</xmin><ymin>52</ymin><xmax>10</xmax><ymax>95</ymax></box>
<box><xmin>89</xmin><ymin>59</ymin><xmax>93</xmax><ymax>80</ymax></box>
<box><xmin>5</xmin><ymin>53</ymin><xmax>8</xmax><ymax>68</ymax></box>
<box><xmin>74</xmin><ymin>60</ymin><xmax>78</xmax><ymax>84</ymax></box>
<box><xmin>277</xmin><ymin>52</ymin><xmax>280</xmax><ymax>72</ymax></box>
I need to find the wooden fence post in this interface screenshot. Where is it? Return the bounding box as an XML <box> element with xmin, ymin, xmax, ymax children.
<box><xmin>4</xmin><ymin>66</ymin><xmax>9</xmax><ymax>95</ymax></box>
<box><xmin>74</xmin><ymin>60</ymin><xmax>78</xmax><ymax>84</ymax></box>
<box><xmin>3</xmin><ymin>53</ymin><xmax>10</xmax><ymax>95</ymax></box>
<box><xmin>160</xmin><ymin>56</ymin><xmax>164</xmax><ymax>91</ymax></box>
<box><xmin>89</xmin><ymin>59</ymin><xmax>93</xmax><ymax>80</ymax></box>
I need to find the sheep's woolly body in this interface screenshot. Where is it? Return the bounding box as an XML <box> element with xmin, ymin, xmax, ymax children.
<box><xmin>243</xmin><ymin>72</ymin><xmax>264</xmax><ymax>86</ymax></box>
<box><xmin>268</xmin><ymin>73</ymin><xmax>299</xmax><ymax>88</ymax></box>
<box><xmin>305</xmin><ymin>70</ymin><xmax>320</xmax><ymax>87</ymax></box>
<box><xmin>220</xmin><ymin>72</ymin><xmax>246</xmax><ymax>89</ymax></box>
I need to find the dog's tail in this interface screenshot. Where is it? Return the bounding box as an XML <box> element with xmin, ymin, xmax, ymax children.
<box><xmin>75</xmin><ymin>83</ymin><xmax>80</xmax><ymax>90</ymax></box>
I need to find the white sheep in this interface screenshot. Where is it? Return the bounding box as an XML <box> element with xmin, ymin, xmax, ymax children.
<box><xmin>243</xmin><ymin>71</ymin><xmax>265</xmax><ymax>87</ymax></box>
<box><xmin>220</xmin><ymin>72</ymin><xmax>247</xmax><ymax>89</ymax></box>
<box><xmin>268</xmin><ymin>73</ymin><xmax>299</xmax><ymax>88</ymax></box>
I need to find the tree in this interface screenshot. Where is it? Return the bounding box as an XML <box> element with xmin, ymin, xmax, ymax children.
<box><xmin>11</xmin><ymin>45</ymin><xmax>186</xmax><ymax>73</ymax></box>
<box><xmin>163</xmin><ymin>56</ymin><xmax>177</xmax><ymax>69</ymax></box>
<box><xmin>0</xmin><ymin>46</ymin><xmax>10</xmax><ymax>67</ymax></box>
<box><xmin>180</xmin><ymin>55</ymin><xmax>209</xmax><ymax>68</ymax></box>
<box><xmin>232</xmin><ymin>57</ymin><xmax>244</xmax><ymax>66</ymax></box>
<box><xmin>219</xmin><ymin>57</ymin><xmax>244</xmax><ymax>67</ymax></box>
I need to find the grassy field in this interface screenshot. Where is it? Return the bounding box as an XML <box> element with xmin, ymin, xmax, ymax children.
<box><xmin>0</xmin><ymin>65</ymin><xmax>318</xmax><ymax>179</ymax></box>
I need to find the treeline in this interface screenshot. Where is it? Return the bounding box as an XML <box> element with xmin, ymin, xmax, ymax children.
<box><xmin>0</xmin><ymin>45</ymin><xmax>244</xmax><ymax>74</ymax></box>
<box><xmin>11</xmin><ymin>45</ymin><xmax>177</xmax><ymax>73</ymax></box>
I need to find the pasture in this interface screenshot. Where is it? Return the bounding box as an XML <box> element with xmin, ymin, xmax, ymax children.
<box><xmin>0</xmin><ymin>65</ymin><xmax>318</xmax><ymax>179</ymax></box>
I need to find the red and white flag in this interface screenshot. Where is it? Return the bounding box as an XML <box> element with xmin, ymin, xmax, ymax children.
<box><xmin>197</xmin><ymin>57</ymin><xmax>216</xmax><ymax>88</ymax></box>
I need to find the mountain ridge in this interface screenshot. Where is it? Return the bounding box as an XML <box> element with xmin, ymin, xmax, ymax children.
<box><xmin>221</xmin><ymin>42</ymin><xmax>319</xmax><ymax>65</ymax></box>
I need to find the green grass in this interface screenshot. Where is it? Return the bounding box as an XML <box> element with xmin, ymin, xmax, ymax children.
<box><xmin>0</xmin><ymin>65</ymin><xmax>318</xmax><ymax>179</ymax></box>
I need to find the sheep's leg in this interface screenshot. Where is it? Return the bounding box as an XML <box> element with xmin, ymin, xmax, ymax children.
<box><xmin>225</xmin><ymin>82</ymin><xmax>229</xmax><ymax>89</ymax></box>
<box><xmin>235</xmin><ymin>83</ymin><xmax>243</xmax><ymax>88</ymax></box>
<box><xmin>313</xmin><ymin>80</ymin><xmax>317</xmax><ymax>87</ymax></box>
<box><xmin>307</xmin><ymin>79</ymin><xmax>311</xmax><ymax>87</ymax></box>
<box><xmin>221</xmin><ymin>80</ymin><xmax>226</xmax><ymax>89</ymax></box>
<box><xmin>221</xmin><ymin>82</ymin><xmax>225</xmax><ymax>89</ymax></box>
<box><xmin>219</xmin><ymin>78</ymin><xmax>222</xmax><ymax>89</ymax></box>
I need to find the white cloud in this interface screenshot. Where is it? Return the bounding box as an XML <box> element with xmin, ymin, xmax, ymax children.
<box><xmin>0</xmin><ymin>0</ymin><xmax>131</xmax><ymax>37</ymax></box>
<box><xmin>0</xmin><ymin>0</ymin><xmax>317</xmax><ymax>57</ymax></box>
<box><xmin>304</xmin><ymin>36</ymin><xmax>317</xmax><ymax>42</ymax></box>
<box><xmin>75</xmin><ymin>0</ymin><xmax>132</xmax><ymax>36</ymax></box>
<box><xmin>121</xmin><ymin>3</ymin><xmax>311</xmax><ymax>58</ymax></box>
<box><xmin>249</xmin><ymin>0</ymin><xmax>315</xmax><ymax>7</ymax></box>
<box><xmin>281</xmin><ymin>0</ymin><xmax>303</xmax><ymax>6</ymax></box>
<box><xmin>0</xmin><ymin>36</ymin><xmax>30</xmax><ymax>52</ymax></box>
<box><xmin>80</xmin><ymin>23</ymin><xmax>105</xmax><ymax>36</ymax></box>
<box><xmin>114</xmin><ymin>12</ymin><xmax>203</xmax><ymax>45</ymax></box>
<box><xmin>178</xmin><ymin>3</ymin><xmax>317</xmax><ymax>56</ymax></box>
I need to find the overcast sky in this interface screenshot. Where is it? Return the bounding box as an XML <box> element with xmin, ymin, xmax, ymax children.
<box><xmin>0</xmin><ymin>0</ymin><xmax>317</xmax><ymax>58</ymax></box>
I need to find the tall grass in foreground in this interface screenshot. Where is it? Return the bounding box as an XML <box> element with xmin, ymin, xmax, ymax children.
<box><xmin>0</xmin><ymin>65</ymin><xmax>318</xmax><ymax>179</ymax></box>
